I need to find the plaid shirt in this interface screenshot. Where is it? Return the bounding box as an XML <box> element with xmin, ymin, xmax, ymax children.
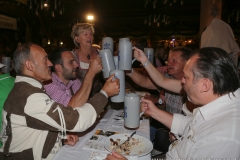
<box><xmin>164</xmin><ymin>74</ymin><xmax>185</xmax><ymax>114</ymax></box>
<box><xmin>44</xmin><ymin>73</ymin><xmax>82</xmax><ymax>106</ymax></box>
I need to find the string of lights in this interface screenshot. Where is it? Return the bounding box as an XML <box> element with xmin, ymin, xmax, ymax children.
<box><xmin>28</xmin><ymin>0</ymin><xmax>64</xmax><ymax>17</ymax></box>
<box><xmin>144</xmin><ymin>0</ymin><xmax>184</xmax><ymax>27</ymax></box>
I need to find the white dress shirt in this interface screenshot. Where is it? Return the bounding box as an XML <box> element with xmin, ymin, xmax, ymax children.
<box><xmin>167</xmin><ymin>88</ymin><xmax>240</xmax><ymax>158</ymax></box>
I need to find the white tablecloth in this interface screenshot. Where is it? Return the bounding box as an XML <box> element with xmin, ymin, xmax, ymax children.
<box><xmin>52</xmin><ymin>109</ymin><xmax>151</xmax><ymax>160</ymax></box>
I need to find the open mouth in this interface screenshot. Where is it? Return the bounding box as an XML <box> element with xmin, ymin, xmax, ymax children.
<box><xmin>73</xmin><ymin>68</ymin><xmax>77</xmax><ymax>72</ymax></box>
<box><xmin>86</xmin><ymin>40</ymin><xmax>92</xmax><ymax>43</ymax></box>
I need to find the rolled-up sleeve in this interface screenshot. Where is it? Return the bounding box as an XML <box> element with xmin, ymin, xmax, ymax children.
<box><xmin>171</xmin><ymin>113</ymin><xmax>191</xmax><ymax>135</ymax></box>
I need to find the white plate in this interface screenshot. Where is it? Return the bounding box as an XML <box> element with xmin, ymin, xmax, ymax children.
<box><xmin>104</xmin><ymin>133</ymin><xmax>153</xmax><ymax>157</ymax></box>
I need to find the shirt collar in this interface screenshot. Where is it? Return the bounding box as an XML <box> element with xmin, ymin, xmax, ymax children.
<box><xmin>198</xmin><ymin>88</ymin><xmax>240</xmax><ymax>121</ymax></box>
<box><xmin>15</xmin><ymin>75</ymin><xmax>43</xmax><ymax>89</ymax></box>
<box><xmin>182</xmin><ymin>103</ymin><xmax>192</xmax><ymax>116</ymax></box>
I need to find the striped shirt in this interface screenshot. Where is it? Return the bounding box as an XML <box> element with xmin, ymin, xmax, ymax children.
<box><xmin>44</xmin><ymin>73</ymin><xmax>82</xmax><ymax>106</ymax></box>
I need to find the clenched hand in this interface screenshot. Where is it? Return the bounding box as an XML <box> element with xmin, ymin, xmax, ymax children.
<box><xmin>88</xmin><ymin>56</ymin><xmax>103</xmax><ymax>75</ymax></box>
<box><xmin>102</xmin><ymin>74</ymin><xmax>120</xmax><ymax>97</ymax></box>
<box><xmin>64</xmin><ymin>134</ymin><xmax>79</xmax><ymax>146</ymax></box>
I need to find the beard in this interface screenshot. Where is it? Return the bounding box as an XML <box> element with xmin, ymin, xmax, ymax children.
<box><xmin>62</xmin><ymin>68</ymin><xmax>77</xmax><ymax>80</ymax></box>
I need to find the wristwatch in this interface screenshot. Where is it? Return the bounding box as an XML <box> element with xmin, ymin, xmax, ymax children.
<box><xmin>158</xmin><ymin>98</ymin><xmax>163</xmax><ymax>104</ymax></box>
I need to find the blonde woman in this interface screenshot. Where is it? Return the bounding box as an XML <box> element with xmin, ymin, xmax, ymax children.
<box><xmin>71</xmin><ymin>23</ymin><xmax>104</xmax><ymax>97</ymax></box>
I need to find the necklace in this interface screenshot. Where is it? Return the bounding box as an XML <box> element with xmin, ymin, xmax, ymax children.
<box><xmin>87</xmin><ymin>54</ymin><xmax>90</xmax><ymax>59</ymax></box>
<box><xmin>81</xmin><ymin>49</ymin><xmax>91</xmax><ymax>60</ymax></box>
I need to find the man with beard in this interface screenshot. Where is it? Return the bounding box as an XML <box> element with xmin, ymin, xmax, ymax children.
<box><xmin>44</xmin><ymin>48</ymin><xmax>100</xmax><ymax>107</ymax></box>
<box><xmin>0</xmin><ymin>43</ymin><xmax>120</xmax><ymax>159</ymax></box>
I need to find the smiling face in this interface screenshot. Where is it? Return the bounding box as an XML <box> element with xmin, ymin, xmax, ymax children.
<box><xmin>61</xmin><ymin>51</ymin><xmax>78</xmax><ymax>80</ymax></box>
<box><xmin>76</xmin><ymin>29</ymin><xmax>94</xmax><ymax>48</ymax></box>
<box><xmin>167</xmin><ymin>51</ymin><xmax>186</xmax><ymax>79</ymax></box>
<box><xmin>30</xmin><ymin>45</ymin><xmax>53</xmax><ymax>82</ymax></box>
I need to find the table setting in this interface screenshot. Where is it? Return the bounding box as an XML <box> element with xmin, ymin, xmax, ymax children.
<box><xmin>52</xmin><ymin>109</ymin><xmax>151</xmax><ymax>160</ymax></box>
<box><xmin>52</xmin><ymin>37</ymin><xmax>154</xmax><ymax>160</ymax></box>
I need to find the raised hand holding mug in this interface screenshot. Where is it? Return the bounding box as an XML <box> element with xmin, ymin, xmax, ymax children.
<box><xmin>133</xmin><ymin>47</ymin><xmax>150</xmax><ymax>65</ymax></box>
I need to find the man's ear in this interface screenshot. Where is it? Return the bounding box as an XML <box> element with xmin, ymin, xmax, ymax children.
<box><xmin>25</xmin><ymin>60</ymin><xmax>34</xmax><ymax>71</ymax></box>
<box><xmin>200</xmin><ymin>78</ymin><xmax>211</xmax><ymax>93</ymax></box>
<box><xmin>55</xmin><ymin>64</ymin><xmax>62</xmax><ymax>72</ymax></box>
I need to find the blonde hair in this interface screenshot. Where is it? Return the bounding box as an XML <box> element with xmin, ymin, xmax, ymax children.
<box><xmin>71</xmin><ymin>23</ymin><xmax>95</xmax><ymax>48</ymax></box>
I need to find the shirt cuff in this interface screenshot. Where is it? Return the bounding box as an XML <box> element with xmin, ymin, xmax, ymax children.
<box><xmin>100</xmin><ymin>89</ymin><xmax>108</xmax><ymax>98</ymax></box>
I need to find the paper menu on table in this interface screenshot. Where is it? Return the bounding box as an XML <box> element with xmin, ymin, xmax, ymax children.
<box><xmin>83</xmin><ymin>129</ymin><xmax>119</xmax><ymax>152</ymax></box>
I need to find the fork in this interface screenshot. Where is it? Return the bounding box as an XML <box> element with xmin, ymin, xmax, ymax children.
<box><xmin>129</xmin><ymin>131</ymin><xmax>136</xmax><ymax>138</ymax></box>
<box><xmin>121</xmin><ymin>131</ymin><xmax>136</xmax><ymax>145</ymax></box>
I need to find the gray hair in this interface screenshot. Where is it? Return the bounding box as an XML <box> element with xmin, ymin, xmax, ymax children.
<box><xmin>13</xmin><ymin>42</ymin><xmax>35</xmax><ymax>74</ymax></box>
<box><xmin>190</xmin><ymin>47</ymin><xmax>240</xmax><ymax>95</ymax></box>
<box><xmin>70</xmin><ymin>23</ymin><xmax>95</xmax><ymax>48</ymax></box>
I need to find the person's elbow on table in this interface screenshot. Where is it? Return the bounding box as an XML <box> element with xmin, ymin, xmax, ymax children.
<box><xmin>101</xmin><ymin>74</ymin><xmax>120</xmax><ymax>97</ymax></box>
<box><xmin>105</xmin><ymin>152</ymin><xmax>127</xmax><ymax>160</ymax></box>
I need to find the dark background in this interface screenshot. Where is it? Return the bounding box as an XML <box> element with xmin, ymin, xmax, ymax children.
<box><xmin>1</xmin><ymin>0</ymin><xmax>240</xmax><ymax>57</ymax></box>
